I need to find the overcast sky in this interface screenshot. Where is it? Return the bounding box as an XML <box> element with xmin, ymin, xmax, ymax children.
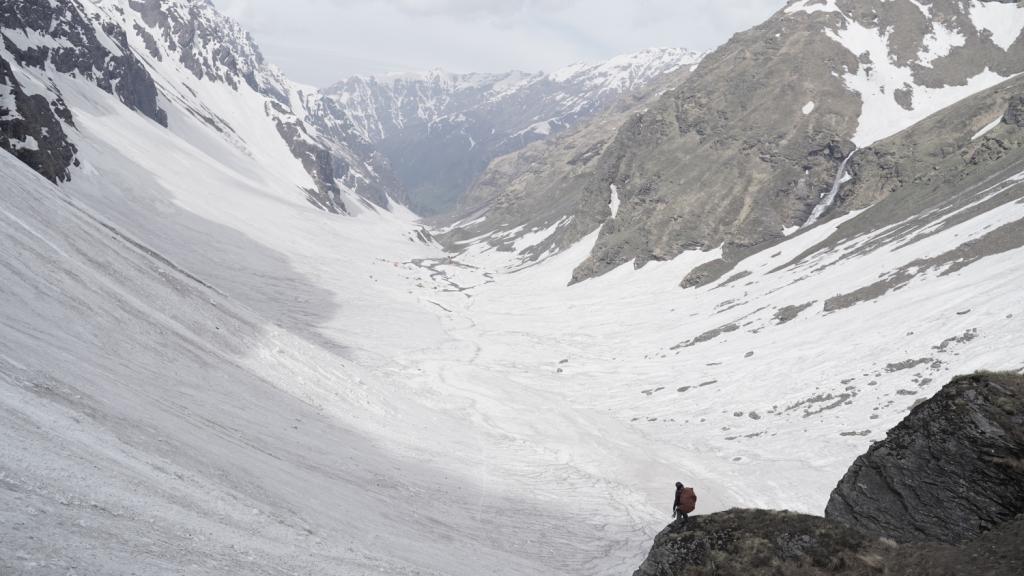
<box><xmin>215</xmin><ymin>0</ymin><xmax>788</xmax><ymax>87</ymax></box>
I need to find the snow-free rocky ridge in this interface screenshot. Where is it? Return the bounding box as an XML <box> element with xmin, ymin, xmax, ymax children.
<box><xmin>2</xmin><ymin>0</ymin><xmax>1024</xmax><ymax>575</ymax></box>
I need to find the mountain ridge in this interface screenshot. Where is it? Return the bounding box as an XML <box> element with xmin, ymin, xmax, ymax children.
<box><xmin>322</xmin><ymin>47</ymin><xmax>705</xmax><ymax>214</ymax></box>
<box><xmin>430</xmin><ymin>0</ymin><xmax>1024</xmax><ymax>286</ymax></box>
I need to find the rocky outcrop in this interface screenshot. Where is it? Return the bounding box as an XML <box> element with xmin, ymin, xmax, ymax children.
<box><xmin>272</xmin><ymin>106</ymin><xmax>346</xmax><ymax>214</ymax></box>
<box><xmin>0</xmin><ymin>0</ymin><xmax>171</xmax><ymax>180</ymax></box>
<box><xmin>633</xmin><ymin>372</ymin><xmax>1024</xmax><ymax>575</ymax></box>
<box><xmin>825</xmin><ymin>371</ymin><xmax>1024</xmax><ymax>544</ymax></box>
<box><xmin>633</xmin><ymin>509</ymin><xmax>889</xmax><ymax>576</ymax></box>
<box><xmin>0</xmin><ymin>56</ymin><xmax>77</xmax><ymax>182</ymax></box>
<box><xmin>119</xmin><ymin>0</ymin><xmax>400</xmax><ymax>210</ymax></box>
<box><xmin>298</xmin><ymin>91</ymin><xmax>406</xmax><ymax>210</ymax></box>
<box><xmin>127</xmin><ymin>0</ymin><xmax>283</xmax><ymax>100</ymax></box>
<box><xmin>634</xmin><ymin>510</ymin><xmax>1024</xmax><ymax>576</ymax></box>
<box><xmin>835</xmin><ymin>74</ymin><xmax>1024</xmax><ymax>219</ymax></box>
<box><xmin>1</xmin><ymin>0</ymin><xmax>168</xmax><ymax>126</ymax></box>
<box><xmin>885</xmin><ymin>516</ymin><xmax>1024</xmax><ymax>576</ymax></box>
<box><xmin>1006</xmin><ymin>95</ymin><xmax>1024</xmax><ymax>128</ymax></box>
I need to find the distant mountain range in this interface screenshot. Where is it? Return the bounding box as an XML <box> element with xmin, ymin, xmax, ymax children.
<box><xmin>321</xmin><ymin>48</ymin><xmax>704</xmax><ymax>214</ymax></box>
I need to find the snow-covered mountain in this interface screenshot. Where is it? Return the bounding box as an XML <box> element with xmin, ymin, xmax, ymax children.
<box><xmin>332</xmin><ymin>48</ymin><xmax>703</xmax><ymax>143</ymax></box>
<box><xmin>2</xmin><ymin>1</ymin><xmax>1024</xmax><ymax>576</ymax></box>
<box><xmin>322</xmin><ymin>48</ymin><xmax>705</xmax><ymax>214</ymax></box>
<box><xmin>0</xmin><ymin>0</ymin><xmax>403</xmax><ymax>214</ymax></box>
<box><xmin>439</xmin><ymin>0</ymin><xmax>1024</xmax><ymax>285</ymax></box>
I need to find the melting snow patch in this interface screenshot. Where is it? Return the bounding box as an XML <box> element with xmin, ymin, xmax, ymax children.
<box><xmin>802</xmin><ymin>101</ymin><xmax>816</xmax><ymax>115</ymax></box>
<box><xmin>829</xmin><ymin>20</ymin><xmax>1011</xmax><ymax>147</ymax></box>
<box><xmin>609</xmin><ymin>184</ymin><xmax>621</xmax><ymax>219</ymax></box>
<box><xmin>513</xmin><ymin>120</ymin><xmax>553</xmax><ymax>138</ymax></box>
<box><xmin>906</xmin><ymin>0</ymin><xmax>931</xmax><ymax>18</ymax></box>
<box><xmin>917</xmin><ymin>23</ymin><xmax>966</xmax><ymax>67</ymax></box>
<box><xmin>972</xmin><ymin>116</ymin><xmax>1003</xmax><ymax>141</ymax></box>
<box><xmin>969</xmin><ymin>0</ymin><xmax>1024</xmax><ymax>51</ymax></box>
<box><xmin>513</xmin><ymin>217</ymin><xmax>566</xmax><ymax>253</ymax></box>
<box><xmin>1</xmin><ymin>28</ymin><xmax>74</xmax><ymax>50</ymax></box>
<box><xmin>548</xmin><ymin>48</ymin><xmax>702</xmax><ymax>92</ymax></box>
<box><xmin>0</xmin><ymin>87</ymin><xmax>17</xmax><ymax>119</ymax></box>
<box><xmin>785</xmin><ymin>0</ymin><xmax>840</xmax><ymax>15</ymax></box>
<box><xmin>11</xmin><ymin>135</ymin><xmax>39</xmax><ymax>151</ymax></box>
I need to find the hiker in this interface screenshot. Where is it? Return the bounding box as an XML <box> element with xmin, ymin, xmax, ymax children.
<box><xmin>673</xmin><ymin>481</ymin><xmax>697</xmax><ymax>521</ymax></box>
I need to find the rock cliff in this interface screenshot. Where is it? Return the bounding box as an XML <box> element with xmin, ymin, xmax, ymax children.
<box><xmin>825</xmin><ymin>371</ymin><xmax>1024</xmax><ymax>544</ymax></box>
<box><xmin>632</xmin><ymin>372</ymin><xmax>1024</xmax><ymax>575</ymax></box>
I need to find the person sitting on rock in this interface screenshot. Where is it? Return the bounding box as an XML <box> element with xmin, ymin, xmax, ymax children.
<box><xmin>673</xmin><ymin>481</ymin><xmax>697</xmax><ymax>522</ymax></box>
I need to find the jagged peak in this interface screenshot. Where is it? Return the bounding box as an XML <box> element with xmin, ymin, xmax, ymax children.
<box><xmin>328</xmin><ymin>47</ymin><xmax>705</xmax><ymax>95</ymax></box>
<box><xmin>328</xmin><ymin>67</ymin><xmax>542</xmax><ymax>96</ymax></box>
<box><xmin>548</xmin><ymin>47</ymin><xmax>705</xmax><ymax>87</ymax></box>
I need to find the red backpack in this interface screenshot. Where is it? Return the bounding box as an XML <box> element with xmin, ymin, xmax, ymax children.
<box><xmin>679</xmin><ymin>487</ymin><xmax>697</xmax><ymax>514</ymax></box>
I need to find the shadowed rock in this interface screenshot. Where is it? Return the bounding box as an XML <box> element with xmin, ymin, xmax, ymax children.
<box><xmin>632</xmin><ymin>509</ymin><xmax>890</xmax><ymax>576</ymax></box>
<box><xmin>633</xmin><ymin>372</ymin><xmax>1024</xmax><ymax>575</ymax></box>
<box><xmin>825</xmin><ymin>371</ymin><xmax>1024</xmax><ymax>544</ymax></box>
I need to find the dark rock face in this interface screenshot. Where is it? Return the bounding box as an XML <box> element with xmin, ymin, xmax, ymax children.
<box><xmin>0</xmin><ymin>0</ymin><xmax>169</xmax><ymax>181</ymax></box>
<box><xmin>1</xmin><ymin>0</ymin><xmax>168</xmax><ymax>127</ymax></box>
<box><xmin>298</xmin><ymin>91</ymin><xmax>407</xmax><ymax>210</ymax></box>
<box><xmin>825</xmin><ymin>372</ymin><xmax>1024</xmax><ymax>544</ymax></box>
<box><xmin>774</xmin><ymin>75</ymin><xmax>1024</xmax><ymax>306</ymax></box>
<box><xmin>127</xmin><ymin>0</ymin><xmax>283</xmax><ymax>102</ymax></box>
<box><xmin>0</xmin><ymin>57</ymin><xmax>77</xmax><ymax>182</ymax></box>
<box><xmin>885</xmin><ymin>516</ymin><xmax>1024</xmax><ymax>576</ymax></box>
<box><xmin>633</xmin><ymin>510</ymin><xmax>1024</xmax><ymax>576</ymax></box>
<box><xmin>0</xmin><ymin>0</ymin><xmax>402</xmax><ymax>212</ymax></box>
<box><xmin>633</xmin><ymin>373</ymin><xmax>1024</xmax><ymax>576</ymax></box>
<box><xmin>632</xmin><ymin>509</ymin><xmax>889</xmax><ymax>576</ymax></box>
<box><xmin>1005</xmin><ymin>95</ymin><xmax>1024</xmax><ymax>128</ymax></box>
<box><xmin>274</xmin><ymin>115</ymin><xmax>345</xmax><ymax>214</ymax></box>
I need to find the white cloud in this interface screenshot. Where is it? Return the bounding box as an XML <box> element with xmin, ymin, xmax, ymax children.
<box><xmin>387</xmin><ymin>0</ymin><xmax>578</xmax><ymax>19</ymax></box>
<box><xmin>214</xmin><ymin>0</ymin><xmax>786</xmax><ymax>86</ymax></box>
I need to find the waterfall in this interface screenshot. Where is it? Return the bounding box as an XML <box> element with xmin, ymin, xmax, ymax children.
<box><xmin>803</xmin><ymin>149</ymin><xmax>856</xmax><ymax>227</ymax></box>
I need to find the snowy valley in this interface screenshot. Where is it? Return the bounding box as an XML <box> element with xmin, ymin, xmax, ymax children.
<box><xmin>2</xmin><ymin>0</ymin><xmax>1024</xmax><ymax>575</ymax></box>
